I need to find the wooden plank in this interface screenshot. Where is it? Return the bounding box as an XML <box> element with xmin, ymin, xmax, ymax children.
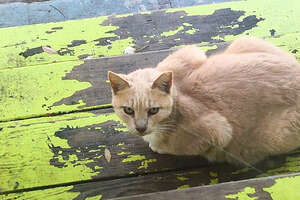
<box><xmin>0</xmin><ymin>50</ymin><xmax>170</xmax><ymax>122</ymax></box>
<box><xmin>0</xmin><ymin>109</ymin><xmax>207</xmax><ymax>193</ymax></box>
<box><xmin>2</xmin><ymin>167</ymin><xmax>300</xmax><ymax>199</ymax></box>
<box><xmin>1</xmin><ymin>31</ymin><xmax>300</xmax><ymax>122</ymax></box>
<box><xmin>112</xmin><ymin>173</ymin><xmax>300</xmax><ymax>200</ymax></box>
<box><xmin>0</xmin><ymin>0</ymin><xmax>299</xmax><ymax>70</ymax></box>
<box><xmin>1</xmin><ymin>107</ymin><xmax>300</xmax><ymax>194</ymax></box>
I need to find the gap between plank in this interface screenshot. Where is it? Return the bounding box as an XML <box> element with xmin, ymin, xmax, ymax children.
<box><xmin>0</xmin><ymin>165</ymin><xmax>212</xmax><ymax>195</ymax></box>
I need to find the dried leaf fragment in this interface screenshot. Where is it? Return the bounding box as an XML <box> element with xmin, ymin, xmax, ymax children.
<box><xmin>104</xmin><ymin>148</ymin><xmax>111</xmax><ymax>163</ymax></box>
<box><xmin>42</xmin><ymin>46</ymin><xmax>58</xmax><ymax>54</ymax></box>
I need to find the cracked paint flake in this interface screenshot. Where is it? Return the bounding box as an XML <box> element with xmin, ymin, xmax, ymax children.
<box><xmin>0</xmin><ymin>16</ymin><xmax>133</xmax><ymax>69</ymax></box>
<box><xmin>225</xmin><ymin>187</ymin><xmax>257</xmax><ymax>200</ymax></box>
<box><xmin>122</xmin><ymin>155</ymin><xmax>146</xmax><ymax>163</ymax></box>
<box><xmin>263</xmin><ymin>175</ymin><xmax>300</xmax><ymax>200</ymax></box>
<box><xmin>0</xmin><ymin>111</ymin><xmax>124</xmax><ymax>191</ymax></box>
<box><xmin>138</xmin><ymin>159</ymin><xmax>157</xmax><ymax>169</ymax></box>
<box><xmin>161</xmin><ymin>26</ymin><xmax>184</xmax><ymax>37</ymax></box>
<box><xmin>177</xmin><ymin>184</ymin><xmax>190</xmax><ymax>190</ymax></box>
<box><xmin>0</xmin><ymin>60</ymin><xmax>91</xmax><ymax>122</ymax></box>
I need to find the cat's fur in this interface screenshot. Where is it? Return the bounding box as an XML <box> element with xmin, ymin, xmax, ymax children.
<box><xmin>108</xmin><ymin>36</ymin><xmax>300</xmax><ymax>165</ymax></box>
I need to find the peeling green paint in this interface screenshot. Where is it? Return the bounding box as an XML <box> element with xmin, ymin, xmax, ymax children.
<box><xmin>0</xmin><ymin>186</ymin><xmax>78</xmax><ymax>200</ymax></box>
<box><xmin>232</xmin><ymin>168</ymin><xmax>249</xmax><ymax>175</ymax></box>
<box><xmin>257</xmin><ymin>156</ymin><xmax>300</xmax><ymax>178</ymax></box>
<box><xmin>209</xmin><ymin>172</ymin><xmax>218</xmax><ymax>177</ymax></box>
<box><xmin>0</xmin><ymin>60</ymin><xmax>91</xmax><ymax>122</ymax></box>
<box><xmin>183</xmin><ymin>23</ymin><xmax>193</xmax><ymax>27</ymax></box>
<box><xmin>167</xmin><ymin>0</ymin><xmax>300</xmax><ymax>54</ymax></box>
<box><xmin>177</xmin><ymin>176</ymin><xmax>189</xmax><ymax>181</ymax></box>
<box><xmin>263</xmin><ymin>175</ymin><xmax>300</xmax><ymax>200</ymax></box>
<box><xmin>122</xmin><ymin>155</ymin><xmax>146</xmax><ymax>163</ymax></box>
<box><xmin>86</xmin><ymin>194</ymin><xmax>103</xmax><ymax>200</ymax></box>
<box><xmin>117</xmin><ymin>142</ymin><xmax>125</xmax><ymax>146</ymax></box>
<box><xmin>225</xmin><ymin>187</ymin><xmax>257</xmax><ymax>200</ymax></box>
<box><xmin>115</xmin><ymin>13</ymin><xmax>134</xmax><ymax>18</ymax></box>
<box><xmin>177</xmin><ymin>184</ymin><xmax>190</xmax><ymax>190</ymax></box>
<box><xmin>266</xmin><ymin>32</ymin><xmax>300</xmax><ymax>60</ymax></box>
<box><xmin>138</xmin><ymin>159</ymin><xmax>157</xmax><ymax>169</ymax></box>
<box><xmin>0</xmin><ymin>111</ymin><xmax>124</xmax><ymax>191</ymax></box>
<box><xmin>117</xmin><ymin>151</ymin><xmax>131</xmax><ymax>156</ymax></box>
<box><xmin>0</xmin><ymin>16</ymin><xmax>134</xmax><ymax>69</ymax></box>
<box><xmin>188</xmin><ymin>171</ymin><xmax>201</xmax><ymax>175</ymax></box>
<box><xmin>115</xmin><ymin>126</ymin><xmax>128</xmax><ymax>132</ymax></box>
<box><xmin>1</xmin><ymin>0</ymin><xmax>299</xmax><ymax>70</ymax></box>
<box><xmin>186</xmin><ymin>28</ymin><xmax>197</xmax><ymax>35</ymax></box>
<box><xmin>209</xmin><ymin>171</ymin><xmax>219</xmax><ymax>184</ymax></box>
<box><xmin>161</xmin><ymin>26</ymin><xmax>184</xmax><ymax>37</ymax></box>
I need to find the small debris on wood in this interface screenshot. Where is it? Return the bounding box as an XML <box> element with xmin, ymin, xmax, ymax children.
<box><xmin>84</xmin><ymin>56</ymin><xmax>97</xmax><ymax>60</ymax></box>
<box><xmin>135</xmin><ymin>45</ymin><xmax>149</xmax><ymax>53</ymax></box>
<box><xmin>124</xmin><ymin>46</ymin><xmax>135</xmax><ymax>54</ymax></box>
<box><xmin>42</xmin><ymin>46</ymin><xmax>58</xmax><ymax>54</ymax></box>
<box><xmin>13</xmin><ymin>182</ymin><xmax>19</xmax><ymax>190</ymax></box>
<box><xmin>104</xmin><ymin>148</ymin><xmax>111</xmax><ymax>163</ymax></box>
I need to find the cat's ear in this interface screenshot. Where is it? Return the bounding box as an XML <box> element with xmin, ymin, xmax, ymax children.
<box><xmin>151</xmin><ymin>72</ymin><xmax>172</xmax><ymax>93</ymax></box>
<box><xmin>108</xmin><ymin>71</ymin><xmax>130</xmax><ymax>94</ymax></box>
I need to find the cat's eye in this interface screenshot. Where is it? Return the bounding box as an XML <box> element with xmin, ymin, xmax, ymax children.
<box><xmin>123</xmin><ymin>107</ymin><xmax>134</xmax><ymax>115</ymax></box>
<box><xmin>148</xmin><ymin>107</ymin><xmax>159</xmax><ymax>115</ymax></box>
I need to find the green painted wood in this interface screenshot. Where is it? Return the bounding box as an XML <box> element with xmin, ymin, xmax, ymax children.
<box><xmin>112</xmin><ymin>173</ymin><xmax>300</xmax><ymax>200</ymax></box>
<box><xmin>1</xmin><ymin>32</ymin><xmax>300</xmax><ymax>122</ymax></box>
<box><xmin>0</xmin><ymin>50</ymin><xmax>170</xmax><ymax>122</ymax></box>
<box><xmin>0</xmin><ymin>0</ymin><xmax>299</xmax><ymax>70</ymax></box>
<box><xmin>2</xmin><ymin>167</ymin><xmax>300</xmax><ymax>199</ymax></box>
<box><xmin>0</xmin><ymin>109</ymin><xmax>207</xmax><ymax>193</ymax></box>
<box><xmin>1</xmin><ymin>107</ymin><xmax>300</xmax><ymax>195</ymax></box>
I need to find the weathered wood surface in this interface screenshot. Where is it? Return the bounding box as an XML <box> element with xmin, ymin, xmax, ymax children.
<box><xmin>2</xmin><ymin>164</ymin><xmax>300</xmax><ymax>199</ymax></box>
<box><xmin>0</xmin><ymin>0</ymin><xmax>299</xmax><ymax>70</ymax></box>
<box><xmin>113</xmin><ymin>173</ymin><xmax>300</xmax><ymax>200</ymax></box>
<box><xmin>1</xmin><ymin>31</ymin><xmax>300</xmax><ymax>122</ymax></box>
<box><xmin>1</xmin><ymin>0</ymin><xmax>300</xmax><ymax>122</ymax></box>
<box><xmin>0</xmin><ymin>50</ymin><xmax>170</xmax><ymax>122</ymax></box>
<box><xmin>0</xmin><ymin>0</ymin><xmax>225</xmax><ymax>28</ymax></box>
<box><xmin>1</xmin><ymin>107</ymin><xmax>300</xmax><ymax>195</ymax></box>
<box><xmin>0</xmin><ymin>108</ymin><xmax>207</xmax><ymax>193</ymax></box>
<box><xmin>1</xmin><ymin>0</ymin><xmax>300</xmax><ymax>199</ymax></box>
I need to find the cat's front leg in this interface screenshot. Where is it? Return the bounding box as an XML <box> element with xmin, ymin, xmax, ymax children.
<box><xmin>148</xmin><ymin>142</ymin><xmax>168</xmax><ymax>154</ymax></box>
<box><xmin>143</xmin><ymin>133</ymin><xmax>168</xmax><ymax>154</ymax></box>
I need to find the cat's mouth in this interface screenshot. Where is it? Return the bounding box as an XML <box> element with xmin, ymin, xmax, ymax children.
<box><xmin>129</xmin><ymin>129</ymin><xmax>151</xmax><ymax>137</ymax></box>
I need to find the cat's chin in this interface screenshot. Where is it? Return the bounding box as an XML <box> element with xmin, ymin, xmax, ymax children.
<box><xmin>129</xmin><ymin>130</ymin><xmax>152</xmax><ymax>137</ymax></box>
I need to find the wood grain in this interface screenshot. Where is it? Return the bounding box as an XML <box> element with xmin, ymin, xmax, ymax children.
<box><xmin>112</xmin><ymin>173</ymin><xmax>300</xmax><ymax>200</ymax></box>
<box><xmin>1</xmin><ymin>107</ymin><xmax>300</xmax><ymax>195</ymax></box>
<box><xmin>3</xmin><ymin>169</ymin><xmax>300</xmax><ymax>199</ymax></box>
<box><xmin>2</xmin><ymin>31</ymin><xmax>300</xmax><ymax>122</ymax></box>
<box><xmin>0</xmin><ymin>0</ymin><xmax>299</xmax><ymax>70</ymax></box>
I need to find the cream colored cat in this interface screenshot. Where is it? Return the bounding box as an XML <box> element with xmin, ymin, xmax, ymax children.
<box><xmin>108</xmin><ymin>36</ymin><xmax>300</xmax><ymax>165</ymax></box>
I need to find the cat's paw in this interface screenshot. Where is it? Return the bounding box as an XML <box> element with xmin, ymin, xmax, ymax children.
<box><xmin>149</xmin><ymin>143</ymin><xmax>167</xmax><ymax>154</ymax></box>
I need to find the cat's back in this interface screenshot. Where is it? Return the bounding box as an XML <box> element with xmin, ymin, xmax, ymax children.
<box><xmin>182</xmin><ymin>50</ymin><xmax>300</xmax><ymax>114</ymax></box>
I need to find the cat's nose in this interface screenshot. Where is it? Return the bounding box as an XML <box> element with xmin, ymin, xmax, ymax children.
<box><xmin>136</xmin><ymin>126</ymin><xmax>147</xmax><ymax>133</ymax></box>
<box><xmin>135</xmin><ymin>119</ymin><xmax>147</xmax><ymax>133</ymax></box>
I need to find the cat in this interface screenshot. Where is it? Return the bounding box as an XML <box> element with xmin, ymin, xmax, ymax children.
<box><xmin>108</xmin><ymin>36</ymin><xmax>300</xmax><ymax>165</ymax></box>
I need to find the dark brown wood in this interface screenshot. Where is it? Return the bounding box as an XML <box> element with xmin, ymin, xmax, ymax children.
<box><xmin>53</xmin><ymin>49</ymin><xmax>173</xmax><ymax>109</ymax></box>
<box><xmin>3</xmin><ymin>168</ymin><xmax>300</xmax><ymax>199</ymax></box>
<box><xmin>112</xmin><ymin>173</ymin><xmax>300</xmax><ymax>200</ymax></box>
<box><xmin>53</xmin><ymin>45</ymin><xmax>226</xmax><ymax>111</ymax></box>
<box><xmin>2</xmin><ymin>107</ymin><xmax>300</xmax><ymax>195</ymax></box>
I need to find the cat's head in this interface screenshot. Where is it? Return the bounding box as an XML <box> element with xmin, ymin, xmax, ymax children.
<box><xmin>108</xmin><ymin>69</ymin><xmax>173</xmax><ymax>136</ymax></box>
